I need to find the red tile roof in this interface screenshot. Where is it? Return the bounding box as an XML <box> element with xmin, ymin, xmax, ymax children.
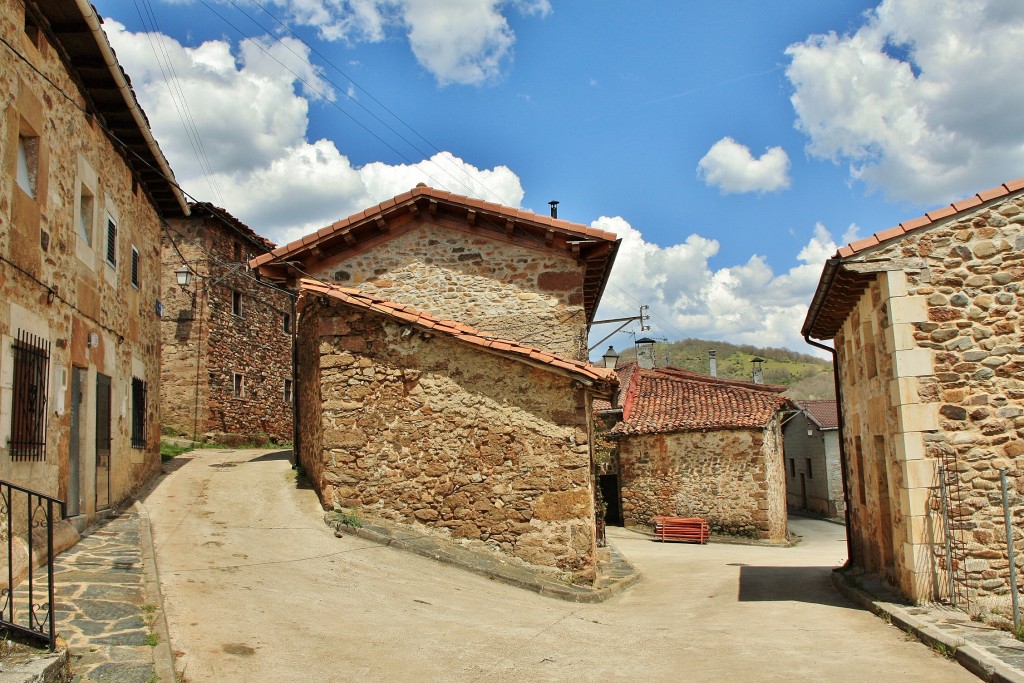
<box><xmin>607</xmin><ymin>363</ymin><xmax>790</xmax><ymax>436</ymax></box>
<box><xmin>250</xmin><ymin>185</ymin><xmax>621</xmax><ymax>323</ymax></box>
<box><xmin>794</xmin><ymin>399</ymin><xmax>838</xmax><ymax>430</ymax></box>
<box><xmin>655</xmin><ymin>366</ymin><xmax>787</xmax><ymax>394</ymax></box>
<box><xmin>299</xmin><ymin>279</ymin><xmax>617</xmax><ymax>392</ymax></box>
<box><xmin>803</xmin><ymin>177</ymin><xmax>1024</xmax><ymax>339</ymax></box>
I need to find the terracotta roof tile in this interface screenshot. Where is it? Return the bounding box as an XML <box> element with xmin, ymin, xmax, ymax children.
<box><xmin>873</xmin><ymin>226</ymin><xmax>905</xmax><ymax>242</ymax></box>
<box><xmin>299</xmin><ymin>279</ymin><xmax>616</xmax><ymax>389</ymax></box>
<box><xmin>848</xmin><ymin>235</ymin><xmax>880</xmax><ymax>252</ymax></box>
<box><xmin>952</xmin><ymin>196</ymin><xmax>983</xmax><ymax>212</ymax></box>
<box><xmin>794</xmin><ymin>399</ymin><xmax>839</xmax><ymax>430</ymax></box>
<box><xmin>899</xmin><ymin>215</ymin><xmax>931</xmax><ymax>231</ymax></box>
<box><xmin>925</xmin><ymin>205</ymin><xmax>958</xmax><ymax>221</ymax></box>
<box><xmin>1006</xmin><ymin>178</ymin><xmax>1024</xmax><ymax>192</ymax></box>
<box><xmin>608</xmin><ymin>363</ymin><xmax>789</xmax><ymax>436</ymax></box>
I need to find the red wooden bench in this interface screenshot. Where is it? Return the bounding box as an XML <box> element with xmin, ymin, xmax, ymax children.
<box><xmin>652</xmin><ymin>516</ymin><xmax>709</xmax><ymax>544</ymax></box>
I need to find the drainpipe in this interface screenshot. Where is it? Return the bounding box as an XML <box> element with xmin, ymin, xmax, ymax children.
<box><xmin>291</xmin><ymin>293</ymin><xmax>299</xmax><ymax>469</ymax></box>
<box><xmin>804</xmin><ymin>334</ymin><xmax>855</xmax><ymax>570</ymax></box>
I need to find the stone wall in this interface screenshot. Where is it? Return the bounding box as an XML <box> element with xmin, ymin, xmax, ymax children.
<box><xmin>617</xmin><ymin>420</ymin><xmax>788</xmax><ymax>541</ymax></box>
<box><xmin>297</xmin><ymin>300</ymin><xmax>599</xmax><ymax>583</ymax></box>
<box><xmin>0</xmin><ymin>0</ymin><xmax>162</xmax><ymax>524</ymax></box>
<box><xmin>162</xmin><ymin>217</ymin><xmax>293</xmax><ymax>441</ymax></box>
<box><xmin>837</xmin><ymin>191</ymin><xmax>1024</xmax><ymax>610</ymax></box>
<box><xmin>307</xmin><ymin>221</ymin><xmax>589</xmax><ymax>360</ymax></box>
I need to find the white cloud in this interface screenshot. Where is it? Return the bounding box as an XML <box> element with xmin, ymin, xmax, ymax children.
<box><xmin>786</xmin><ymin>0</ymin><xmax>1024</xmax><ymax>205</ymax></box>
<box><xmin>593</xmin><ymin>218</ymin><xmax>840</xmax><ymax>354</ymax></box>
<box><xmin>255</xmin><ymin>0</ymin><xmax>546</xmax><ymax>85</ymax></box>
<box><xmin>104</xmin><ymin>23</ymin><xmax>524</xmax><ymax>244</ymax></box>
<box><xmin>697</xmin><ymin>137</ymin><xmax>791</xmax><ymax>194</ymax></box>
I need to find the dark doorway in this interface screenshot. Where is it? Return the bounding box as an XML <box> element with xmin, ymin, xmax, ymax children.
<box><xmin>95</xmin><ymin>373</ymin><xmax>111</xmax><ymax>511</ymax></box>
<box><xmin>599</xmin><ymin>474</ymin><xmax>623</xmax><ymax>526</ymax></box>
<box><xmin>68</xmin><ymin>367</ymin><xmax>87</xmax><ymax>517</ymax></box>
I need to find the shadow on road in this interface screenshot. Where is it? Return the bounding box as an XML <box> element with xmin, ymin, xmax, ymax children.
<box><xmin>738</xmin><ymin>565</ymin><xmax>855</xmax><ymax>608</ymax></box>
<box><xmin>246</xmin><ymin>449</ymin><xmax>293</xmax><ymax>463</ymax></box>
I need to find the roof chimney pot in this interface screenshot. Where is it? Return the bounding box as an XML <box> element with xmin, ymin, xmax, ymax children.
<box><xmin>548</xmin><ymin>200</ymin><xmax>559</xmax><ymax>219</ymax></box>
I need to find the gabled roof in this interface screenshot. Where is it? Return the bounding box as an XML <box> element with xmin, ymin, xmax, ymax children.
<box><xmin>36</xmin><ymin>1</ymin><xmax>188</xmax><ymax>217</ymax></box>
<box><xmin>655</xmin><ymin>366</ymin><xmax>787</xmax><ymax>394</ymax></box>
<box><xmin>299</xmin><ymin>279</ymin><xmax>617</xmax><ymax>394</ymax></box>
<box><xmin>252</xmin><ymin>186</ymin><xmax>621</xmax><ymax>323</ymax></box>
<box><xmin>607</xmin><ymin>363</ymin><xmax>790</xmax><ymax>437</ymax></box>
<box><xmin>803</xmin><ymin>177</ymin><xmax>1024</xmax><ymax>340</ymax></box>
<box><xmin>188</xmin><ymin>203</ymin><xmax>275</xmax><ymax>252</ymax></box>
<box><xmin>794</xmin><ymin>399</ymin><xmax>838</xmax><ymax>430</ymax></box>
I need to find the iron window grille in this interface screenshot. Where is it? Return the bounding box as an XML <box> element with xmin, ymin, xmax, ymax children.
<box><xmin>9</xmin><ymin>330</ymin><xmax>50</xmax><ymax>461</ymax></box>
<box><xmin>131</xmin><ymin>377</ymin><xmax>147</xmax><ymax>449</ymax></box>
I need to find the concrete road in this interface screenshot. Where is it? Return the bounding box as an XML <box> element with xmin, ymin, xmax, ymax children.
<box><xmin>143</xmin><ymin>448</ymin><xmax>973</xmax><ymax>682</ymax></box>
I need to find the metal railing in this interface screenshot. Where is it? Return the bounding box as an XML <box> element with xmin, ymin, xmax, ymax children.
<box><xmin>0</xmin><ymin>480</ymin><xmax>64</xmax><ymax>650</ymax></box>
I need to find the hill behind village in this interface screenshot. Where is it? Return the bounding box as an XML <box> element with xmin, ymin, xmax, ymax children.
<box><xmin>612</xmin><ymin>338</ymin><xmax>835</xmax><ymax>400</ymax></box>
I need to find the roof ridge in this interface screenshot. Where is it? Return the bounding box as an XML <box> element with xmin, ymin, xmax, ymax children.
<box><xmin>836</xmin><ymin>177</ymin><xmax>1024</xmax><ymax>259</ymax></box>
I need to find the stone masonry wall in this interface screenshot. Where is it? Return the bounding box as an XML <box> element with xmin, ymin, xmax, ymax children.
<box><xmin>617</xmin><ymin>424</ymin><xmax>788</xmax><ymax>541</ymax></box>
<box><xmin>842</xmin><ymin>192</ymin><xmax>1024</xmax><ymax>611</ymax></box>
<box><xmin>308</xmin><ymin>221</ymin><xmax>589</xmax><ymax>360</ymax></box>
<box><xmin>834</xmin><ymin>277</ymin><xmax>905</xmax><ymax>590</ymax></box>
<box><xmin>299</xmin><ymin>301</ymin><xmax>598</xmax><ymax>583</ymax></box>
<box><xmin>1</xmin><ymin>0</ymin><xmax>161</xmax><ymax>524</ymax></box>
<box><xmin>783</xmin><ymin>414</ymin><xmax>843</xmax><ymax>517</ymax></box>
<box><xmin>162</xmin><ymin>217</ymin><xmax>293</xmax><ymax>441</ymax></box>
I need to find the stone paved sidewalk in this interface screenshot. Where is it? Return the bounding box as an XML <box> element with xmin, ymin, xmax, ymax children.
<box><xmin>51</xmin><ymin>503</ymin><xmax>174</xmax><ymax>683</ymax></box>
<box><xmin>833</xmin><ymin>570</ymin><xmax>1024</xmax><ymax>683</ymax></box>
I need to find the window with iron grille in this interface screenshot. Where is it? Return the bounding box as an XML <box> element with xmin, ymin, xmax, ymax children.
<box><xmin>105</xmin><ymin>216</ymin><xmax>117</xmax><ymax>266</ymax></box>
<box><xmin>9</xmin><ymin>330</ymin><xmax>50</xmax><ymax>461</ymax></box>
<box><xmin>131</xmin><ymin>377</ymin><xmax>147</xmax><ymax>448</ymax></box>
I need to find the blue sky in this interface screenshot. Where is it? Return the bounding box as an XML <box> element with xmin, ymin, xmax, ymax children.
<box><xmin>92</xmin><ymin>0</ymin><xmax>1024</xmax><ymax>357</ymax></box>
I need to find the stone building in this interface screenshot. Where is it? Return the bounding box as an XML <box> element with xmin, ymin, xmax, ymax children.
<box><xmin>1</xmin><ymin>0</ymin><xmax>186</xmax><ymax>523</ymax></box>
<box><xmin>782</xmin><ymin>400</ymin><xmax>844</xmax><ymax>518</ymax></box>
<box><xmin>296</xmin><ymin>280</ymin><xmax>616</xmax><ymax>583</ymax></box>
<box><xmin>162</xmin><ymin>203</ymin><xmax>293</xmax><ymax>442</ymax></box>
<box><xmin>803</xmin><ymin>176</ymin><xmax>1024</xmax><ymax>612</ymax></box>
<box><xmin>604</xmin><ymin>363</ymin><xmax>791</xmax><ymax>541</ymax></box>
<box><xmin>251</xmin><ymin>185</ymin><xmax>620</xmax><ymax>361</ymax></box>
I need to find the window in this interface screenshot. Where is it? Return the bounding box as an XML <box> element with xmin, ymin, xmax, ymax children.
<box><xmin>233</xmin><ymin>373</ymin><xmax>244</xmax><ymax>398</ymax></box>
<box><xmin>23</xmin><ymin>11</ymin><xmax>42</xmax><ymax>49</ymax></box>
<box><xmin>806</xmin><ymin>458</ymin><xmax>813</xmax><ymax>479</ymax></box>
<box><xmin>233</xmin><ymin>241</ymin><xmax>242</xmax><ymax>262</ymax></box>
<box><xmin>231</xmin><ymin>291</ymin><xmax>242</xmax><ymax>316</ymax></box>
<box><xmin>131</xmin><ymin>377</ymin><xmax>147</xmax><ymax>449</ymax></box>
<box><xmin>78</xmin><ymin>186</ymin><xmax>94</xmax><ymax>245</ymax></box>
<box><xmin>283</xmin><ymin>313</ymin><xmax>292</xmax><ymax>334</ymax></box>
<box><xmin>131</xmin><ymin>246</ymin><xmax>140</xmax><ymax>289</ymax></box>
<box><xmin>16</xmin><ymin>134</ymin><xmax>39</xmax><ymax>198</ymax></box>
<box><xmin>9</xmin><ymin>330</ymin><xmax>50</xmax><ymax>461</ymax></box>
<box><xmin>105</xmin><ymin>215</ymin><xmax>117</xmax><ymax>266</ymax></box>
<box><xmin>788</xmin><ymin>458</ymin><xmax>795</xmax><ymax>477</ymax></box>
<box><xmin>284</xmin><ymin>379</ymin><xmax>293</xmax><ymax>403</ymax></box>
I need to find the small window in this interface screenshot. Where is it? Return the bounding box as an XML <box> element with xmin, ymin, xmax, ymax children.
<box><xmin>283</xmin><ymin>313</ymin><xmax>291</xmax><ymax>334</ymax></box>
<box><xmin>233</xmin><ymin>373</ymin><xmax>244</xmax><ymax>398</ymax></box>
<box><xmin>131</xmin><ymin>377</ymin><xmax>147</xmax><ymax>448</ymax></box>
<box><xmin>131</xmin><ymin>246</ymin><xmax>140</xmax><ymax>289</ymax></box>
<box><xmin>16</xmin><ymin>134</ymin><xmax>39</xmax><ymax>198</ymax></box>
<box><xmin>10</xmin><ymin>330</ymin><xmax>50</xmax><ymax>461</ymax></box>
<box><xmin>78</xmin><ymin>186</ymin><xmax>94</xmax><ymax>245</ymax></box>
<box><xmin>233</xmin><ymin>241</ymin><xmax>242</xmax><ymax>262</ymax></box>
<box><xmin>806</xmin><ymin>458</ymin><xmax>813</xmax><ymax>479</ymax></box>
<box><xmin>231</xmin><ymin>291</ymin><xmax>242</xmax><ymax>316</ymax></box>
<box><xmin>284</xmin><ymin>379</ymin><xmax>293</xmax><ymax>403</ymax></box>
<box><xmin>788</xmin><ymin>458</ymin><xmax>795</xmax><ymax>478</ymax></box>
<box><xmin>105</xmin><ymin>215</ymin><xmax>117</xmax><ymax>267</ymax></box>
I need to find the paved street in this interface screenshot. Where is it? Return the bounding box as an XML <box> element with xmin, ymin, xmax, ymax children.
<box><xmin>141</xmin><ymin>448</ymin><xmax>973</xmax><ymax>682</ymax></box>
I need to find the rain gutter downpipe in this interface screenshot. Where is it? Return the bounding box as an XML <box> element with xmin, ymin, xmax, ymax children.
<box><xmin>803</xmin><ymin>257</ymin><xmax>855</xmax><ymax>570</ymax></box>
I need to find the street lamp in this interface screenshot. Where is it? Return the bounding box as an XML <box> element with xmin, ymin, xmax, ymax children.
<box><xmin>175</xmin><ymin>265</ymin><xmax>193</xmax><ymax>288</ymax></box>
<box><xmin>602</xmin><ymin>345</ymin><xmax>619</xmax><ymax>370</ymax></box>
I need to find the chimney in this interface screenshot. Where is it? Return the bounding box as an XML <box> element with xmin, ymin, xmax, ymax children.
<box><xmin>708</xmin><ymin>350</ymin><xmax>717</xmax><ymax>377</ymax></box>
<box><xmin>548</xmin><ymin>200</ymin><xmax>559</xmax><ymax>219</ymax></box>
<box><xmin>751</xmin><ymin>357</ymin><xmax>765</xmax><ymax>384</ymax></box>
<box><xmin>635</xmin><ymin>337</ymin><xmax>656</xmax><ymax>369</ymax></box>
